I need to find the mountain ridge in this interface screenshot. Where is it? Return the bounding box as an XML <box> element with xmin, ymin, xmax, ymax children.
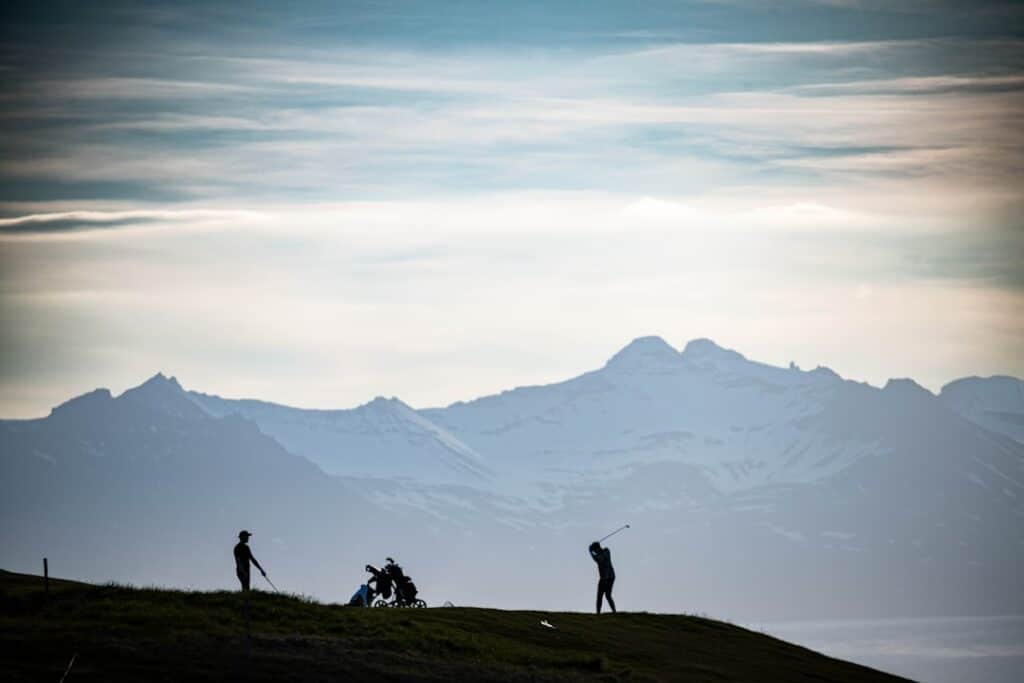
<box><xmin>85</xmin><ymin>337</ymin><xmax>1020</xmax><ymax>417</ymax></box>
<box><xmin>3</xmin><ymin>335</ymin><xmax>1023</xmax><ymax>619</ymax></box>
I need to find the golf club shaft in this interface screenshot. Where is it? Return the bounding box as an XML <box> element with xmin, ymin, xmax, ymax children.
<box><xmin>599</xmin><ymin>524</ymin><xmax>630</xmax><ymax>543</ymax></box>
<box><xmin>263</xmin><ymin>574</ymin><xmax>279</xmax><ymax>592</ymax></box>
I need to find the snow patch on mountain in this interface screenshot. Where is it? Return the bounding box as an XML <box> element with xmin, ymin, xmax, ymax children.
<box><xmin>941</xmin><ymin>375</ymin><xmax>1024</xmax><ymax>443</ymax></box>
<box><xmin>424</xmin><ymin>336</ymin><xmax>875</xmax><ymax>493</ymax></box>
<box><xmin>187</xmin><ymin>392</ymin><xmax>492</xmax><ymax>485</ymax></box>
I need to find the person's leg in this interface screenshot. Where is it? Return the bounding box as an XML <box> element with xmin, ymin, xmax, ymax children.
<box><xmin>606</xmin><ymin>578</ymin><xmax>616</xmax><ymax>613</ymax></box>
<box><xmin>596</xmin><ymin>580</ymin><xmax>603</xmax><ymax>614</ymax></box>
<box><xmin>237</xmin><ymin>568</ymin><xmax>250</xmax><ymax>591</ymax></box>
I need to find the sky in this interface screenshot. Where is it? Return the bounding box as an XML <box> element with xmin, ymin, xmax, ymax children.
<box><xmin>0</xmin><ymin>0</ymin><xmax>1022</xmax><ymax>417</ymax></box>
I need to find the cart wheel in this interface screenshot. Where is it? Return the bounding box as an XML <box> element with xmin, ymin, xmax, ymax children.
<box><xmin>413</xmin><ymin>599</ymin><xmax>427</xmax><ymax>608</ymax></box>
<box><xmin>372</xmin><ymin>599</ymin><xmax>389</xmax><ymax>608</ymax></box>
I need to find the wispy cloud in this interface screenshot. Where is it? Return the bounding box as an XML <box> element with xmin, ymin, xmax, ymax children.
<box><xmin>790</xmin><ymin>74</ymin><xmax>1024</xmax><ymax>96</ymax></box>
<box><xmin>0</xmin><ymin>209</ymin><xmax>265</xmax><ymax>234</ymax></box>
<box><xmin>31</xmin><ymin>77</ymin><xmax>264</xmax><ymax>100</ymax></box>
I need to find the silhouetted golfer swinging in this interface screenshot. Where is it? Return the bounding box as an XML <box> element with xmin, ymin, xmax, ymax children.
<box><xmin>589</xmin><ymin>541</ymin><xmax>616</xmax><ymax>614</ymax></box>
<box><xmin>234</xmin><ymin>530</ymin><xmax>266</xmax><ymax>591</ymax></box>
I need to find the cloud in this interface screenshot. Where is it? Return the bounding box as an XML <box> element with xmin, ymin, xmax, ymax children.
<box><xmin>620</xmin><ymin>197</ymin><xmax>710</xmax><ymax>224</ymax></box>
<box><xmin>0</xmin><ymin>209</ymin><xmax>265</xmax><ymax>234</ymax></box>
<box><xmin>713</xmin><ymin>40</ymin><xmax>908</xmax><ymax>55</ymax></box>
<box><xmin>739</xmin><ymin>202</ymin><xmax>874</xmax><ymax>230</ymax></box>
<box><xmin>790</xmin><ymin>74</ymin><xmax>1024</xmax><ymax>96</ymax></box>
<box><xmin>31</xmin><ymin>77</ymin><xmax>263</xmax><ymax>100</ymax></box>
<box><xmin>2</xmin><ymin>30</ymin><xmax>1021</xmax><ymax>208</ymax></box>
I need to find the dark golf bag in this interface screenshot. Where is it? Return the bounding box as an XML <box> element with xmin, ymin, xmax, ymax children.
<box><xmin>366</xmin><ymin>564</ymin><xmax>392</xmax><ymax>599</ymax></box>
<box><xmin>395</xmin><ymin>576</ymin><xmax>418</xmax><ymax>604</ymax></box>
<box><xmin>374</xmin><ymin>558</ymin><xmax>425</xmax><ymax>607</ymax></box>
<box><xmin>385</xmin><ymin>559</ymin><xmax>405</xmax><ymax>584</ymax></box>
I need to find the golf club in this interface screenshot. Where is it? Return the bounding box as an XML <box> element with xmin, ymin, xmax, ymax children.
<box><xmin>599</xmin><ymin>524</ymin><xmax>630</xmax><ymax>543</ymax></box>
<box><xmin>262</xmin><ymin>573</ymin><xmax>280</xmax><ymax>593</ymax></box>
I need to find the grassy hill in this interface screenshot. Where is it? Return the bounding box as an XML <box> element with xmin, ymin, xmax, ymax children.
<box><xmin>2</xmin><ymin>569</ymin><xmax>910</xmax><ymax>682</ymax></box>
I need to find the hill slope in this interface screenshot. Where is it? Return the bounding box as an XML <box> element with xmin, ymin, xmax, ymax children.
<box><xmin>1</xmin><ymin>570</ymin><xmax>908</xmax><ymax>683</ymax></box>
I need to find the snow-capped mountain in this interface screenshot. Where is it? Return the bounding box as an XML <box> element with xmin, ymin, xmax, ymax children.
<box><xmin>940</xmin><ymin>375</ymin><xmax>1024</xmax><ymax>444</ymax></box>
<box><xmin>0</xmin><ymin>373</ymin><xmax>392</xmax><ymax>596</ymax></box>
<box><xmin>188</xmin><ymin>392</ymin><xmax>491</xmax><ymax>485</ymax></box>
<box><xmin>2</xmin><ymin>337</ymin><xmax>1022</xmax><ymax>619</ymax></box>
<box><xmin>423</xmin><ymin>337</ymin><xmax>864</xmax><ymax>494</ymax></box>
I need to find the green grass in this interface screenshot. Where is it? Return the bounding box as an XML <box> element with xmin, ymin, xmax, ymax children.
<box><xmin>1</xmin><ymin>569</ymin><xmax>910</xmax><ymax>682</ymax></box>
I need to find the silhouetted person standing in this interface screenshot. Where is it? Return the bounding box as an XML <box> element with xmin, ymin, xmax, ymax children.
<box><xmin>589</xmin><ymin>541</ymin><xmax>616</xmax><ymax>614</ymax></box>
<box><xmin>234</xmin><ymin>530</ymin><xmax>265</xmax><ymax>591</ymax></box>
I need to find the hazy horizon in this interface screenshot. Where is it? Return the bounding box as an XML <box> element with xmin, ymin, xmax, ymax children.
<box><xmin>6</xmin><ymin>333</ymin><xmax>1021</xmax><ymax>420</ymax></box>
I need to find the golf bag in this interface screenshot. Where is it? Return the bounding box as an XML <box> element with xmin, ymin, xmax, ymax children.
<box><xmin>395</xmin><ymin>576</ymin><xmax>418</xmax><ymax>604</ymax></box>
<box><xmin>373</xmin><ymin>557</ymin><xmax>425</xmax><ymax>608</ymax></box>
<box><xmin>366</xmin><ymin>564</ymin><xmax>392</xmax><ymax>599</ymax></box>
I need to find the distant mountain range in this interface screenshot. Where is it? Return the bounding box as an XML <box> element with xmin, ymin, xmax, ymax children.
<box><xmin>2</xmin><ymin>337</ymin><xmax>1022</xmax><ymax>619</ymax></box>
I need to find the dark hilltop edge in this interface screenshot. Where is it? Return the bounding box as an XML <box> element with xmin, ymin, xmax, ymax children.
<box><xmin>1</xmin><ymin>569</ymin><xmax>910</xmax><ymax>682</ymax></box>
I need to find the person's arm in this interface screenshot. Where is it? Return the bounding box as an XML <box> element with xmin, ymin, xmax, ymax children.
<box><xmin>248</xmin><ymin>547</ymin><xmax>265</xmax><ymax>574</ymax></box>
<box><xmin>589</xmin><ymin>548</ymin><xmax>599</xmax><ymax>561</ymax></box>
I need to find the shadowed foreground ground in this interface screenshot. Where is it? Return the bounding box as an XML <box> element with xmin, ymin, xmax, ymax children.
<box><xmin>1</xmin><ymin>570</ymin><xmax>911</xmax><ymax>682</ymax></box>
